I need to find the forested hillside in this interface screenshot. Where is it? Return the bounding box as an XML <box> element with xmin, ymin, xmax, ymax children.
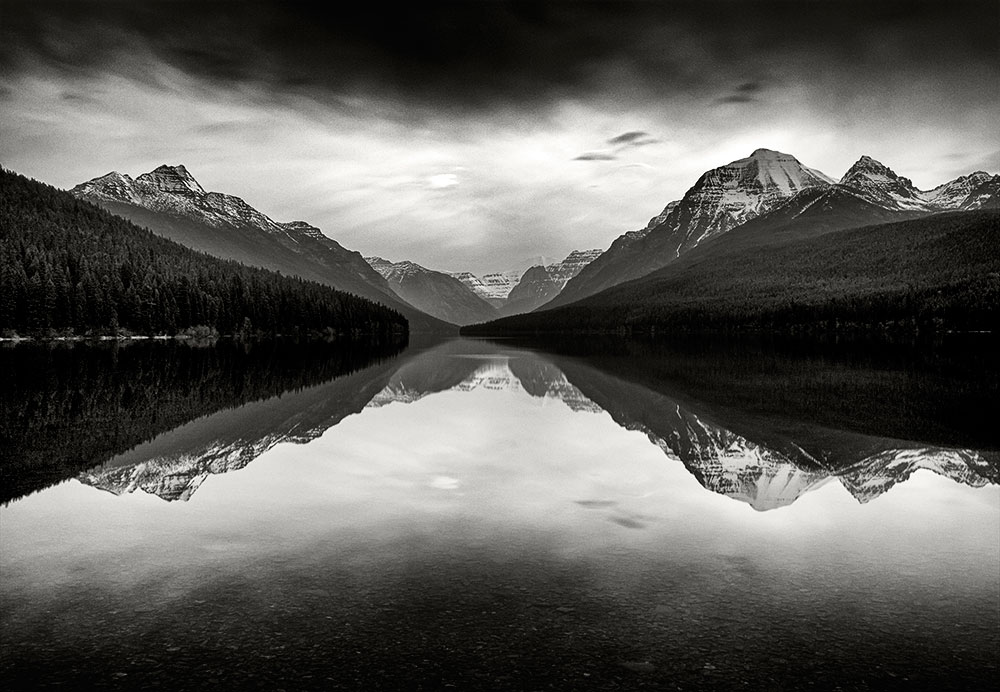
<box><xmin>464</xmin><ymin>211</ymin><xmax>1000</xmax><ymax>335</ymax></box>
<box><xmin>0</xmin><ymin>168</ymin><xmax>407</xmax><ymax>339</ymax></box>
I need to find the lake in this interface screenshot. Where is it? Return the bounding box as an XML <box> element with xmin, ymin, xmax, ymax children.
<box><xmin>1</xmin><ymin>335</ymin><xmax>998</xmax><ymax>690</ymax></box>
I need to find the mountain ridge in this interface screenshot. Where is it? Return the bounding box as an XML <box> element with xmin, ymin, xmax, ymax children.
<box><xmin>545</xmin><ymin>149</ymin><xmax>836</xmax><ymax>309</ymax></box>
<box><xmin>365</xmin><ymin>256</ymin><xmax>499</xmax><ymax>325</ymax></box>
<box><xmin>541</xmin><ymin>151</ymin><xmax>999</xmax><ymax>313</ymax></box>
<box><xmin>71</xmin><ymin>164</ymin><xmax>456</xmax><ymax>334</ymax></box>
<box><xmin>463</xmin><ymin>210</ymin><xmax>1000</xmax><ymax>334</ymax></box>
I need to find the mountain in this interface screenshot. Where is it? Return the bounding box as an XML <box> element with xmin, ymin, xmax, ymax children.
<box><xmin>547</xmin><ymin>149</ymin><xmax>835</xmax><ymax>308</ymax></box>
<box><xmin>839</xmin><ymin>160</ymin><xmax>1000</xmax><ymax>212</ymax></box>
<box><xmin>365</xmin><ymin>257</ymin><xmax>499</xmax><ymax>326</ymax></box>
<box><xmin>706</xmin><ymin>155</ymin><xmax>998</xmax><ymax>248</ymax></box>
<box><xmin>449</xmin><ymin>272</ymin><xmax>505</xmax><ymax>308</ymax></box>
<box><xmin>452</xmin><ymin>268</ymin><xmax>525</xmax><ymax>305</ymax></box>
<box><xmin>71</xmin><ymin>165</ymin><xmax>454</xmax><ymax>333</ymax></box>
<box><xmin>958</xmin><ymin>174</ymin><xmax>1000</xmax><ymax>210</ymax></box>
<box><xmin>920</xmin><ymin>171</ymin><xmax>998</xmax><ymax>210</ymax></box>
<box><xmin>447</xmin><ymin>250</ymin><xmax>601</xmax><ymax>317</ymax></box>
<box><xmin>464</xmin><ymin>210</ymin><xmax>1000</xmax><ymax>335</ymax></box>
<box><xmin>836</xmin><ymin>155</ymin><xmax>933</xmax><ymax>211</ymax></box>
<box><xmin>0</xmin><ymin>167</ymin><xmax>407</xmax><ymax>340</ymax></box>
<box><xmin>544</xmin><ymin>152</ymin><xmax>1000</xmax><ymax>313</ymax></box>
<box><xmin>468</xmin><ymin>151</ymin><xmax>1000</xmax><ymax>335</ymax></box>
<box><xmin>500</xmin><ymin>249</ymin><xmax>603</xmax><ymax>316</ymax></box>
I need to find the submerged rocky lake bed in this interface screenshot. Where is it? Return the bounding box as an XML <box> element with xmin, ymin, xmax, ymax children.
<box><xmin>1</xmin><ymin>336</ymin><xmax>998</xmax><ymax>690</ymax></box>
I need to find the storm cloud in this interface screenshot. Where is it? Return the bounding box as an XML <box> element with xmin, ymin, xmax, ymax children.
<box><xmin>4</xmin><ymin>1</ymin><xmax>997</xmax><ymax>116</ymax></box>
<box><xmin>1</xmin><ymin>1</ymin><xmax>998</xmax><ymax>273</ymax></box>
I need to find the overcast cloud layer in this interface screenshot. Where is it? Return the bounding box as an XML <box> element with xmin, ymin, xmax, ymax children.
<box><xmin>2</xmin><ymin>1</ymin><xmax>998</xmax><ymax>274</ymax></box>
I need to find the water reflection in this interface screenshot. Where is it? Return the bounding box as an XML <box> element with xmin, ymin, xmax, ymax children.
<box><xmin>26</xmin><ymin>337</ymin><xmax>994</xmax><ymax>509</ymax></box>
<box><xmin>2</xmin><ymin>336</ymin><xmax>998</xmax><ymax>690</ymax></box>
<box><xmin>0</xmin><ymin>338</ymin><xmax>405</xmax><ymax>504</ymax></box>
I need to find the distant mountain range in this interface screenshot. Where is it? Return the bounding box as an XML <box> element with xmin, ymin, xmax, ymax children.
<box><xmin>364</xmin><ymin>257</ymin><xmax>500</xmax><ymax>325</ymax></box>
<box><xmin>499</xmin><ymin>249</ymin><xmax>603</xmax><ymax>316</ymax></box>
<box><xmin>466</xmin><ymin>149</ymin><xmax>1000</xmax><ymax>334</ymax></box>
<box><xmin>71</xmin><ymin>165</ymin><xmax>454</xmax><ymax>333</ymax></box>
<box><xmin>45</xmin><ymin>148</ymin><xmax>1000</xmax><ymax>335</ymax></box>
<box><xmin>364</xmin><ymin>250</ymin><xmax>603</xmax><ymax>325</ymax></box>
<box><xmin>69</xmin><ymin>164</ymin><xmax>605</xmax><ymax>328</ymax></box>
<box><xmin>72</xmin><ymin>340</ymin><xmax>997</xmax><ymax>510</ymax></box>
<box><xmin>545</xmin><ymin>149</ymin><xmax>999</xmax><ymax>311</ymax></box>
<box><xmin>0</xmin><ymin>168</ymin><xmax>407</xmax><ymax>340</ymax></box>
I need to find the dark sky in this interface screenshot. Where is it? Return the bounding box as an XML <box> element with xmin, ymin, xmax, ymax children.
<box><xmin>2</xmin><ymin>1</ymin><xmax>998</xmax><ymax>272</ymax></box>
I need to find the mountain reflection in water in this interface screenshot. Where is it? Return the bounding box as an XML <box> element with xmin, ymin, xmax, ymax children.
<box><xmin>42</xmin><ymin>337</ymin><xmax>996</xmax><ymax>510</ymax></box>
<box><xmin>2</xmin><ymin>336</ymin><xmax>998</xmax><ymax>691</ymax></box>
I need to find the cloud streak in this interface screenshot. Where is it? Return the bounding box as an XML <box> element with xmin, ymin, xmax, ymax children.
<box><xmin>575</xmin><ymin>152</ymin><xmax>617</xmax><ymax>161</ymax></box>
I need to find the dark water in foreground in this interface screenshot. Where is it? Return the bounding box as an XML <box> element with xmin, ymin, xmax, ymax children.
<box><xmin>1</xmin><ymin>336</ymin><xmax>998</xmax><ymax>690</ymax></box>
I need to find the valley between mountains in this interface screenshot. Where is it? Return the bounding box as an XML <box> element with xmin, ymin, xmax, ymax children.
<box><xmin>4</xmin><ymin>147</ymin><xmax>999</xmax><ymax>338</ymax></box>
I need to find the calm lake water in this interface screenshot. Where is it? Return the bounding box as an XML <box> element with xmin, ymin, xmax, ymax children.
<box><xmin>2</xmin><ymin>336</ymin><xmax>998</xmax><ymax>690</ymax></box>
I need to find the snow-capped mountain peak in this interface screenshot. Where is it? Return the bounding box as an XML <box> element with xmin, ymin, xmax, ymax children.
<box><xmin>135</xmin><ymin>164</ymin><xmax>206</xmax><ymax>195</ymax></box>
<box><xmin>840</xmin><ymin>155</ymin><xmax>904</xmax><ymax>184</ymax></box>
<box><xmin>73</xmin><ymin>164</ymin><xmax>295</xmax><ymax>236</ymax></box>
<box><xmin>365</xmin><ymin>257</ymin><xmax>432</xmax><ymax>282</ymax></box>
<box><xmin>652</xmin><ymin>148</ymin><xmax>835</xmax><ymax>250</ymax></box>
<box><xmin>737</xmin><ymin>148</ymin><xmax>836</xmax><ymax>191</ymax></box>
<box><xmin>921</xmin><ymin>171</ymin><xmax>997</xmax><ymax>209</ymax></box>
<box><xmin>72</xmin><ymin>171</ymin><xmax>140</xmax><ymax>203</ymax></box>
<box><xmin>837</xmin><ymin>155</ymin><xmax>929</xmax><ymax>211</ymax></box>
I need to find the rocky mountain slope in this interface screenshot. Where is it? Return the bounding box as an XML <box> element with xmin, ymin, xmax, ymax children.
<box><xmin>547</xmin><ymin>149</ymin><xmax>835</xmax><ymax>308</ymax></box>
<box><xmin>451</xmin><ymin>269</ymin><xmax>531</xmax><ymax>306</ymax></box>
<box><xmin>545</xmin><ymin>151</ymin><xmax>999</xmax><ymax>311</ymax></box>
<box><xmin>365</xmin><ymin>257</ymin><xmax>499</xmax><ymax>325</ymax></box>
<box><xmin>500</xmin><ymin>249</ymin><xmax>603</xmax><ymax>316</ymax></box>
<box><xmin>467</xmin><ymin>210</ymin><xmax>1000</xmax><ymax>334</ymax></box>
<box><xmin>71</xmin><ymin>165</ymin><xmax>454</xmax><ymax>333</ymax></box>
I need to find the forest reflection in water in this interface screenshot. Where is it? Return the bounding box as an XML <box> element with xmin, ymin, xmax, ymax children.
<box><xmin>1</xmin><ymin>334</ymin><xmax>998</xmax><ymax>690</ymax></box>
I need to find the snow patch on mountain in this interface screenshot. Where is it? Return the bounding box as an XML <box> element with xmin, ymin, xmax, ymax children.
<box><xmin>135</xmin><ymin>164</ymin><xmax>205</xmax><ymax>195</ymax></box>
<box><xmin>834</xmin><ymin>447</ymin><xmax>991</xmax><ymax>504</ymax></box>
<box><xmin>837</xmin><ymin>156</ymin><xmax>932</xmax><ymax>211</ymax></box>
<box><xmin>365</xmin><ymin>257</ymin><xmax>433</xmax><ymax>283</ymax></box>
<box><xmin>646</xmin><ymin>148</ymin><xmax>835</xmax><ymax>254</ymax></box>
<box><xmin>367</xmin><ymin>358</ymin><xmax>603</xmax><ymax>414</ymax></box>
<box><xmin>71</xmin><ymin>164</ymin><xmax>334</xmax><ymax>247</ymax></box>
<box><xmin>455</xmin><ymin>249</ymin><xmax>603</xmax><ymax>307</ymax></box>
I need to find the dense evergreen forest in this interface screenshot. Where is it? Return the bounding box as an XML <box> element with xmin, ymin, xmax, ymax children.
<box><xmin>0</xmin><ymin>338</ymin><xmax>404</xmax><ymax>504</ymax></box>
<box><xmin>0</xmin><ymin>168</ymin><xmax>407</xmax><ymax>339</ymax></box>
<box><xmin>465</xmin><ymin>211</ymin><xmax>1000</xmax><ymax>335</ymax></box>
